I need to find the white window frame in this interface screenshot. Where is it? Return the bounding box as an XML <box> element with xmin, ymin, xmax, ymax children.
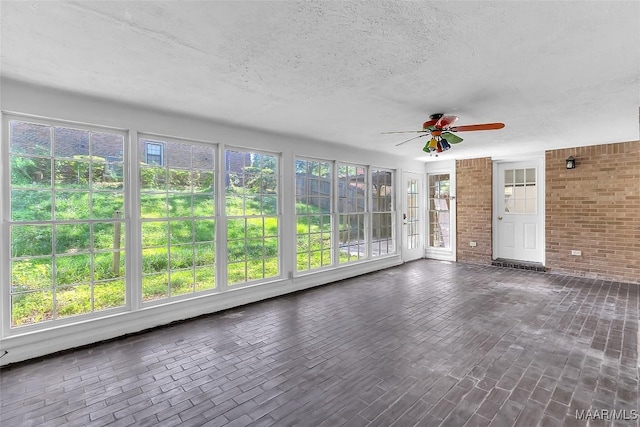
<box><xmin>138</xmin><ymin>133</ymin><xmax>219</xmax><ymax>306</ymax></box>
<box><xmin>224</xmin><ymin>147</ymin><xmax>282</xmax><ymax>288</ymax></box>
<box><xmin>1</xmin><ymin>114</ymin><xmax>130</xmax><ymax>335</ymax></box>
<box><xmin>294</xmin><ymin>156</ymin><xmax>334</xmax><ymax>275</ymax></box>
<box><xmin>369</xmin><ymin>167</ymin><xmax>396</xmax><ymax>258</ymax></box>
<box><xmin>336</xmin><ymin>162</ymin><xmax>369</xmax><ymax>264</ymax></box>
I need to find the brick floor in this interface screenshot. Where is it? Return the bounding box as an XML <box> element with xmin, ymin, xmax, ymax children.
<box><xmin>1</xmin><ymin>260</ymin><xmax>638</xmax><ymax>426</ymax></box>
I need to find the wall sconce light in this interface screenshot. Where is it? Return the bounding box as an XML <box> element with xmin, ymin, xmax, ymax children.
<box><xmin>565</xmin><ymin>156</ymin><xmax>576</xmax><ymax>169</ymax></box>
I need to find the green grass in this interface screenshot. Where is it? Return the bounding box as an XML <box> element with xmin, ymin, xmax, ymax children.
<box><xmin>11</xmin><ymin>187</ymin><xmax>338</xmax><ymax>326</ymax></box>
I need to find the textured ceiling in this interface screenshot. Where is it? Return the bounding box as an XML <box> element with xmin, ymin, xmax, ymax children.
<box><xmin>2</xmin><ymin>1</ymin><xmax>639</xmax><ymax>161</ymax></box>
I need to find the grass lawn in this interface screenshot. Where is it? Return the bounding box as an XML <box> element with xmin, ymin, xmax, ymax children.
<box><xmin>10</xmin><ymin>191</ymin><xmax>340</xmax><ymax>326</ymax></box>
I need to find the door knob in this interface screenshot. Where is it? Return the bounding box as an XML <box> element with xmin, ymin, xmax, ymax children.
<box><xmin>498</xmin><ymin>216</ymin><xmax>503</xmax><ymax>220</ymax></box>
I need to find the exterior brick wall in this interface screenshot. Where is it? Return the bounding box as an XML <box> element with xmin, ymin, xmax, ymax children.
<box><xmin>545</xmin><ymin>141</ymin><xmax>640</xmax><ymax>283</ymax></box>
<box><xmin>456</xmin><ymin>157</ymin><xmax>493</xmax><ymax>264</ymax></box>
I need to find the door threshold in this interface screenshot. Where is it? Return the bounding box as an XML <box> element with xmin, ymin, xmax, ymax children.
<box><xmin>492</xmin><ymin>258</ymin><xmax>546</xmax><ymax>272</ymax></box>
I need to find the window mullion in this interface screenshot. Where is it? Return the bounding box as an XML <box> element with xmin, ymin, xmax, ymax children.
<box><xmin>216</xmin><ymin>143</ymin><xmax>228</xmax><ymax>292</ymax></box>
<box><xmin>128</xmin><ymin>130</ymin><xmax>142</xmax><ymax>310</ymax></box>
<box><xmin>1</xmin><ymin>115</ymin><xmax>10</xmax><ymax>337</ymax></box>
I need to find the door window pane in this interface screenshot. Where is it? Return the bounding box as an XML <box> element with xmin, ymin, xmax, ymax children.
<box><xmin>428</xmin><ymin>174</ymin><xmax>450</xmax><ymax>248</ymax></box>
<box><xmin>406</xmin><ymin>178</ymin><xmax>420</xmax><ymax>250</ymax></box>
<box><xmin>504</xmin><ymin>168</ymin><xmax>536</xmax><ymax>214</ymax></box>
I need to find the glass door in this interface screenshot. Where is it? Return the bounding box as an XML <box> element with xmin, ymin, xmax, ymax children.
<box><xmin>402</xmin><ymin>172</ymin><xmax>424</xmax><ymax>261</ymax></box>
<box><xmin>425</xmin><ymin>161</ymin><xmax>456</xmax><ymax>261</ymax></box>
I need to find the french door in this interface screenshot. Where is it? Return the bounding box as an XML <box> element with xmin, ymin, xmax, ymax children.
<box><xmin>425</xmin><ymin>166</ymin><xmax>456</xmax><ymax>261</ymax></box>
<box><xmin>402</xmin><ymin>172</ymin><xmax>424</xmax><ymax>262</ymax></box>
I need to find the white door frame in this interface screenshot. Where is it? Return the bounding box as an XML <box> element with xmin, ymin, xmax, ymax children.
<box><xmin>401</xmin><ymin>171</ymin><xmax>425</xmax><ymax>262</ymax></box>
<box><xmin>425</xmin><ymin>160</ymin><xmax>456</xmax><ymax>261</ymax></box>
<box><xmin>492</xmin><ymin>155</ymin><xmax>545</xmax><ymax>264</ymax></box>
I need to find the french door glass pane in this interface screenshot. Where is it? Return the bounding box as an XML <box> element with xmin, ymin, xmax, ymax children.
<box><xmin>428</xmin><ymin>174</ymin><xmax>450</xmax><ymax>248</ymax></box>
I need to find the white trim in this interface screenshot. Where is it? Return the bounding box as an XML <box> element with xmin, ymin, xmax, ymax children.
<box><xmin>216</xmin><ymin>142</ymin><xmax>228</xmax><ymax>293</ymax></box>
<box><xmin>1</xmin><ymin>114</ymin><xmax>9</xmax><ymax>338</ymax></box>
<box><xmin>127</xmin><ymin>130</ymin><xmax>142</xmax><ymax>310</ymax></box>
<box><xmin>492</xmin><ymin>155</ymin><xmax>545</xmax><ymax>264</ymax></box>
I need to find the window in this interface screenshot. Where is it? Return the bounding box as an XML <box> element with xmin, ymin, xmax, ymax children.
<box><xmin>2</xmin><ymin>114</ymin><xmax>400</xmax><ymax>336</ymax></box>
<box><xmin>428</xmin><ymin>173</ymin><xmax>451</xmax><ymax>248</ymax></box>
<box><xmin>338</xmin><ymin>163</ymin><xmax>367</xmax><ymax>263</ymax></box>
<box><xmin>504</xmin><ymin>168</ymin><xmax>536</xmax><ymax>214</ymax></box>
<box><xmin>139</xmin><ymin>137</ymin><xmax>216</xmax><ymax>302</ymax></box>
<box><xmin>371</xmin><ymin>168</ymin><xmax>395</xmax><ymax>256</ymax></box>
<box><xmin>406</xmin><ymin>178</ymin><xmax>421</xmax><ymax>250</ymax></box>
<box><xmin>225</xmin><ymin>150</ymin><xmax>279</xmax><ymax>284</ymax></box>
<box><xmin>295</xmin><ymin>158</ymin><xmax>333</xmax><ymax>272</ymax></box>
<box><xmin>8</xmin><ymin>119</ymin><xmax>126</xmax><ymax>328</ymax></box>
<box><xmin>145</xmin><ymin>142</ymin><xmax>164</xmax><ymax>165</ymax></box>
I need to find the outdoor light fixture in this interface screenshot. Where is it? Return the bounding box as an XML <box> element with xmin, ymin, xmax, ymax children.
<box><xmin>566</xmin><ymin>156</ymin><xmax>576</xmax><ymax>169</ymax></box>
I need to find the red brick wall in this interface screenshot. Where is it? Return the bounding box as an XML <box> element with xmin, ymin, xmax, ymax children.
<box><xmin>545</xmin><ymin>141</ymin><xmax>640</xmax><ymax>283</ymax></box>
<box><xmin>456</xmin><ymin>157</ymin><xmax>493</xmax><ymax>264</ymax></box>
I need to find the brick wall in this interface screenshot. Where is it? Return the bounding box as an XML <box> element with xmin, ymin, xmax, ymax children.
<box><xmin>546</xmin><ymin>141</ymin><xmax>640</xmax><ymax>283</ymax></box>
<box><xmin>456</xmin><ymin>157</ymin><xmax>493</xmax><ymax>264</ymax></box>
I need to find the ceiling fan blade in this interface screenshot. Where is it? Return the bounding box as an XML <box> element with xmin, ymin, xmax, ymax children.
<box><xmin>422</xmin><ymin>119</ymin><xmax>438</xmax><ymax>129</ymax></box>
<box><xmin>441</xmin><ymin>132</ymin><xmax>463</xmax><ymax>144</ymax></box>
<box><xmin>395</xmin><ymin>133</ymin><xmax>428</xmax><ymax>147</ymax></box>
<box><xmin>435</xmin><ymin>115</ymin><xmax>459</xmax><ymax>129</ymax></box>
<box><xmin>381</xmin><ymin>130</ymin><xmax>427</xmax><ymax>134</ymax></box>
<box><xmin>449</xmin><ymin>123</ymin><xmax>505</xmax><ymax>132</ymax></box>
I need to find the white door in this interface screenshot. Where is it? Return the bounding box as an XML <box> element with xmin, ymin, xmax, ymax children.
<box><xmin>402</xmin><ymin>172</ymin><xmax>424</xmax><ymax>262</ymax></box>
<box><xmin>425</xmin><ymin>162</ymin><xmax>456</xmax><ymax>261</ymax></box>
<box><xmin>494</xmin><ymin>159</ymin><xmax>544</xmax><ymax>263</ymax></box>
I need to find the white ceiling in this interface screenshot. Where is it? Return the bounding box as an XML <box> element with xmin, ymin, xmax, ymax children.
<box><xmin>2</xmin><ymin>1</ymin><xmax>639</xmax><ymax>161</ymax></box>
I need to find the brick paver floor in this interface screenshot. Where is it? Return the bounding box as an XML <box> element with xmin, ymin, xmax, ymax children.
<box><xmin>1</xmin><ymin>260</ymin><xmax>638</xmax><ymax>426</ymax></box>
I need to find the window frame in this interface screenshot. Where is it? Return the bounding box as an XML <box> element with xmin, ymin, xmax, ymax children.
<box><xmin>294</xmin><ymin>156</ymin><xmax>335</xmax><ymax>275</ymax></box>
<box><xmin>223</xmin><ymin>147</ymin><xmax>282</xmax><ymax>288</ymax></box>
<box><xmin>138</xmin><ymin>133</ymin><xmax>219</xmax><ymax>307</ymax></box>
<box><xmin>370</xmin><ymin>167</ymin><xmax>396</xmax><ymax>258</ymax></box>
<box><xmin>336</xmin><ymin>162</ymin><xmax>369</xmax><ymax>264</ymax></box>
<box><xmin>144</xmin><ymin>141</ymin><xmax>164</xmax><ymax>166</ymax></box>
<box><xmin>2</xmin><ymin>113</ymin><xmax>130</xmax><ymax>335</ymax></box>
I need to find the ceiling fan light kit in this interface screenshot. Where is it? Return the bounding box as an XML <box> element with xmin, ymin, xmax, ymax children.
<box><xmin>384</xmin><ymin>113</ymin><xmax>505</xmax><ymax>155</ymax></box>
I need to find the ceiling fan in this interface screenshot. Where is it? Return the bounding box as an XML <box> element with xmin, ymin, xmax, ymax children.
<box><xmin>383</xmin><ymin>113</ymin><xmax>505</xmax><ymax>154</ymax></box>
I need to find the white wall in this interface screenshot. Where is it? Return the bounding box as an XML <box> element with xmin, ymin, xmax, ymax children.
<box><xmin>0</xmin><ymin>78</ymin><xmax>424</xmax><ymax>365</ymax></box>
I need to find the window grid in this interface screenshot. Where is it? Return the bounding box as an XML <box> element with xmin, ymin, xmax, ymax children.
<box><xmin>145</xmin><ymin>142</ymin><xmax>163</xmax><ymax>165</ymax></box>
<box><xmin>225</xmin><ymin>150</ymin><xmax>279</xmax><ymax>285</ymax></box>
<box><xmin>338</xmin><ymin>163</ymin><xmax>367</xmax><ymax>263</ymax></box>
<box><xmin>504</xmin><ymin>168</ymin><xmax>537</xmax><ymax>214</ymax></box>
<box><xmin>139</xmin><ymin>137</ymin><xmax>216</xmax><ymax>302</ymax></box>
<box><xmin>371</xmin><ymin>168</ymin><xmax>395</xmax><ymax>257</ymax></box>
<box><xmin>8</xmin><ymin>119</ymin><xmax>126</xmax><ymax>328</ymax></box>
<box><xmin>295</xmin><ymin>158</ymin><xmax>333</xmax><ymax>272</ymax></box>
<box><xmin>407</xmin><ymin>178</ymin><xmax>420</xmax><ymax>250</ymax></box>
<box><xmin>428</xmin><ymin>174</ymin><xmax>451</xmax><ymax>249</ymax></box>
